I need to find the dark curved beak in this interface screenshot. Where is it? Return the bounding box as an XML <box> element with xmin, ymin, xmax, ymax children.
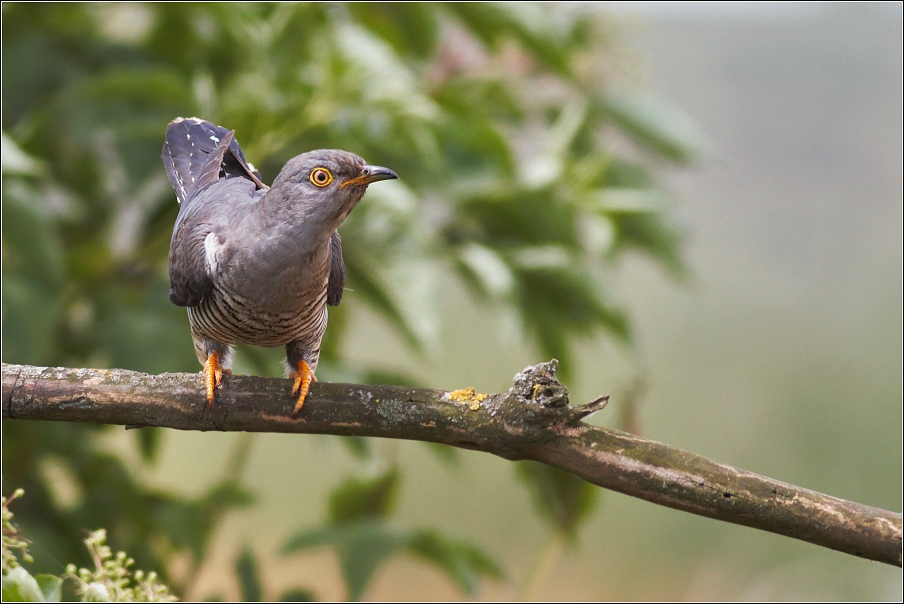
<box><xmin>361</xmin><ymin>165</ymin><xmax>398</xmax><ymax>184</ymax></box>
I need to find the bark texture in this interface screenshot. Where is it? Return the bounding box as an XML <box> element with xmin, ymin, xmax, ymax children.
<box><xmin>3</xmin><ymin>361</ymin><xmax>901</xmax><ymax>567</ymax></box>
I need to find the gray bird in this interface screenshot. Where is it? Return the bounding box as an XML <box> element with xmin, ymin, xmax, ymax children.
<box><xmin>162</xmin><ymin>117</ymin><xmax>397</xmax><ymax>415</ymax></box>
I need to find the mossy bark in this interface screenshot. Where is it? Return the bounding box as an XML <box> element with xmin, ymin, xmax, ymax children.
<box><xmin>3</xmin><ymin>361</ymin><xmax>901</xmax><ymax>567</ymax></box>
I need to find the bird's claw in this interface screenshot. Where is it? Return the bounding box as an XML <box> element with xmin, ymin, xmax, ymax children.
<box><xmin>204</xmin><ymin>352</ymin><xmax>225</xmax><ymax>410</ymax></box>
<box><xmin>291</xmin><ymin>360</ymin><xmax>315</xmax><ymax>417</ymax></box>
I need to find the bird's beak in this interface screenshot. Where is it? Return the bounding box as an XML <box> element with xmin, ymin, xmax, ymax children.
<box><xmin>361</xmin><ymin>165</ymin><xmax>398</xmax><ymax>184</ymax></box>
<box><xmin>340</xmin><ymin>165</ymin><xmax>399</xmax><ymax>188</ymax></box>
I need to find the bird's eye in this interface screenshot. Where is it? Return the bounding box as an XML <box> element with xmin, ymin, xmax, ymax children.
<box><xmin>310</xmin><ymin>168</ymin><xmax>333</xmax><ymax>187</ymax></box>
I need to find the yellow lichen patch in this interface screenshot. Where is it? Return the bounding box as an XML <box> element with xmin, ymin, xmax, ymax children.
<box><xmin>448</xmin><ymin>387</ymin><xmax>488</xmax><ymax>411</ymax></box>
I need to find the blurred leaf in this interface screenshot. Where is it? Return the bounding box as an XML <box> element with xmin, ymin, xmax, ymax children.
<box><xmin>328</xmin><ymin>468</ymin><xmax>399</xmax><ymax>525</ymax></box>
<box><xmin>424</xmin><ymin>442</ymin><xmax>459</xmax><ymax>466</ymax></box>
<box><xmin>514</xmin><ymin>266</ymin><xmax>630</xmax><ymax>380</ymax></box>
<box><xmin>592</xmin><ymin>188</ymin><xmax>670</xmax><ymax>213</ymax></box>
<box><xmin>358</xmin><ymin>368</ymin><xmax>423</xmax><ymax>388</ymax></box>
<box><xmin>343</xmin><ymin>257</ymin><xmax>423</xmax><ymax>351</ymax></box>
<box><xmin>205</xmin><ymin>482</ymin><xmax>255</xmax><ymax>510</ymax></box>
<box><xmin>0</xmin><ymin>569</ymin><xmax>60</xmax><ymax>602</ymax></box>
<box><xmin>406</xmin><ymin>529</ymin><xmax>505</xmax><ymax>594</ymax></box>
<box><xmin>72</xmin><ymin>67</ymin><xmax>192</xmax><ymax>112</ymax></box>
<box><xmin>1</xmin><ymin>132</ymin><xmax>45</xmax><ymax>175</ymax></box>
<box><xmin>135</xmin><ymin>427</ymin><xmax>162</xmax><ymax>464</ymax></box>
<box><xmin>34</xmin><ymin>575</ymin><xmax>61</xmax><ymax>603</ymax></box>
<box><xmin>2</xmin><ymin>566</ymin><xmax>44</xmax><ymax>602</ymax></box>
<box><xmin>335</xmin><ymin>525</ymin><xmax>404</xmax><ymax>601</ymax></box>
<box><xmin>236</xmin><ymin>547</ymin><xmax>263</xmax><ymax>603</ymax></box>
<box><xmin>278</xmin><ymin>588</ymin><xmax>317</xmax><ymax>602</ymax></box>
<box><xmin>349</xmin><ymin>4</ymin><xmax>439</xmax><ymax>57</ymax></box>
<box><xmin>447</xmin><ymin>3</ymin><xmax>577</xmax><ymax>77</ymax></box>
<box><xmin>599</xmin><ymin>90</ymin><xmax>712</xmax><ymax>165</ymax></box>
<box><xmin>611</xmin><ymin>211</ymin><xmax>685</xmax><ymax>278</ymax></box>
<box><xmin>517</xmin><ymin>461</ymin><xmax>598</xmax><ymax>542</ymax></box>
<box><xmin>458</xmin><ymin>242</ymin><xmax>515</xmax><ymax>299</ymax></box>
<box><xmin>283</xmin><ymin>521</ymin><xmax>503</xmax><ymax>601</ymax></box>
<box><xmin>339</xmin><ymin>436</ymin><xmax>371</xmax><ymax>460</ymax></box>
<box><xmin>283</xmin><ymin>521</ymin><xmax>406</xmax><ymax>602</ymax></box>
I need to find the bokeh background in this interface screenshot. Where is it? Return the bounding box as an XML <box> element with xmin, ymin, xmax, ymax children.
<box><xmin>2</xmin><ymin>3</ymin><xmax>901</xmax><ymax>601</ymax></box>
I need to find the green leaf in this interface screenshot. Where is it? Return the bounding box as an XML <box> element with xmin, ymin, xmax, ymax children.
<box><xmin>611</xmin><ymin>211</ymin><xmax>685</xmax><ymax>278</ymax></box>
<box><xmin>358</xmin><ymin>369</ymin><xmax>423</xmax><ymax>389</ymax></box>
<box><xmin>236</xmin><ymin>547</ymin><xmax>263</xmax><ymax>603</ymax></box>
<box><xmin>34</xmin><ymin>575</ymin><xmax>61</xmax><ymax>603</ymax></box>
<box><xmin>517</xmin><ymin>461</ymin><xmax>598</xmax><ymax>542</ymax></box>
<box><xmin>283</xmin><ymin>524</ymin><xmax>349</xmax><ymax>553</ymax></box>
<box><xmin>591</xmin><ymin>188</ymin><xmax>671</xmax><ymax>214</ymax></box>
<box><xmin>457</xmin><ymin>243</ymin><xmax>515</xmax><ymax>298</ymax></box>
<box><xmin>512</xmin><ymin>265</ymin><xmax>631</xmax><ymax>379</ymax></box>
<box><xmin>278</xmin><ymin>588</ymin><xmax>317</xmax><ymax>602</ymax></box>
<box><xmin>343</xmin><ymin>257</ymin><xmax>424</xmax><ymax>350</ymax></box>
<box><xmin>283</xmin><ymin>522</ymin><xmax>406</xmax><ymax>601</ymax></box>
<box><xmin>339</xmin><ymin>436</ymin><xmax>371</xmax><ymax>460</ymax></box>
<box><xmin>2</xmin><ymin>566</ymin><xmax>44</xmax><ymax>602</ymax></box>
<box><xmin>349</xmin><ymin>4</ymin><xmax>439</xmax><ymax>57</ymax></box>
<box><xmin>328</xmin><ymin>468</ymin><xmax>399</xmax><ymax>525</ymax></box>
<box><xmin>1</xmin><ymin>132</ymin><xmax>45</xmax><ymax>175</ymax></box>
<box><xmin>406</xmin><ymin>530</ymin><xmax>505</xmax><ymax>594</ymax></box>
<box><xmin>283</xmin><ymin>522</ymin><xmax>503</xmax><ymax>600</ymax></box>
<box><xmin>424</xmin><ymin>442</ymin><xmax>459</xmax><ymax>466</ymax></box>
<box><xmin>336</xmin><ymin>525</ymin><xmax>404</xmax><ymax>601</ymax></box>
<box><xmin>447</xmin><ymin>3</ymin><xmax>576</xmax><ymax>77</ymax></box>
<box><xmin>73</xmin><ymin>67</ymin><xmax>193</xmax><ymax>107</ymax></box>
<box><xmin>135</xmin><ymin>427</ymin><xmax>162</xmax><ymax>464</ymax></box>
<box><xmin>204</xmin><ymin>482</ymin><xmax>255</xmax><ymax>510</ymax></box>
<box><xmin>599</xmin><ymin>90</ymin><xmax>712</xmax><ymax>165</ymax></box>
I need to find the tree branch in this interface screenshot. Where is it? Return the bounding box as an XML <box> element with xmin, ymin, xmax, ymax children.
<box><xmin>3</xmin><ymin>361</ymin><xmax>900</xmax><ymax>567</ymax></box>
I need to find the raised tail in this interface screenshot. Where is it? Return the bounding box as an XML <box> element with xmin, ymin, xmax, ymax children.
<box><xmin>162</xmin><ymin>117</ymin><xmax>266</xmax><ymax>205</ymax></box>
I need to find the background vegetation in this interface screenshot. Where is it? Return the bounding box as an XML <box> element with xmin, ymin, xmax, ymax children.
<box><xmin>2</xmin><ymin>3</ymin><xmax>695</xmax><ymax>600</ymax></box>
<box><xmin>3</xmin><ymin>2</ymin><xmax>900</xmax><ymax>600</ymax></box>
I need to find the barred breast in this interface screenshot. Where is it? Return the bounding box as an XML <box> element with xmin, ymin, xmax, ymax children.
<box><xmin>187</xmin><ymin>254</ymin><xmax>330</xmax><ymax>351</ymax></box>
<box><xmin>188</xmin><ymin>287</ymin><xmax>327</xmax><ymax>348</ymax></box>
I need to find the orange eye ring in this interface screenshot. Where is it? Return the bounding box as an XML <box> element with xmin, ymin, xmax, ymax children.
<box><xmin>310</xmin><ymin>168</ymin><xmax>333</xmax><ymax>187</ymax></box>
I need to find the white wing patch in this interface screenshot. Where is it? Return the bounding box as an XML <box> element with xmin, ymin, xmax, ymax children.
<box><xmin>204</xmin><ymin>232</ymin><xmax>223</xmax><ymax>278</ymax></box>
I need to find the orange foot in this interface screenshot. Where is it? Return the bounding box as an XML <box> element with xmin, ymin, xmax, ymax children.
<box><xmin>290</xmin><ymin>360</ymin><xmax>317</xmax><ymax>417</ymax></box>
<box><xmin>203</xmin><ymin>352</ymin><xmax>231</xmax><ymax>410</ymax></box>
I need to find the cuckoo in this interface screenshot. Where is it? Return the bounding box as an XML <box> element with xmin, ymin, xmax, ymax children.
<box><xmin>162</xmin><ymin>118</ymin><xmax>397</xmax><ymax>416</ymax></box>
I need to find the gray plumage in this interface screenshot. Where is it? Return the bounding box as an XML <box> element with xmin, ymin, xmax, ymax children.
<box><xmin>162</xmin><ymin>117</ymin><xmax>396</xmax><ymax>402</ymax></box>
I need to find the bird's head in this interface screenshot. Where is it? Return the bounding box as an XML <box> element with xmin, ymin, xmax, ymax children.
<box><xmin>269</xmin><ymin>149</ymin><xmax>397</xmax><ymax>227</ymax></box>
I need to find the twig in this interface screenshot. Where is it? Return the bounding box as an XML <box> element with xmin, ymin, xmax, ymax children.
<box><xmin>2</xmin><ymin>361</ymin><xmax>901</xmax><ymax>567</ymax></box>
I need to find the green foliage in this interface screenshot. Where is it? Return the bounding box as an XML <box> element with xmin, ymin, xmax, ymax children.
<box><xmin>2</xmin><ymin>3</ymin><xmax>700</xmax><ymax>599</ymax></box>
<box><xmin>328</xmin><ymin>467</ymin><xmax>400</xmax><ymax>524</ymax></box>
<box><xmin>283</xmin><ymin>467</ymin><xmax>503</xmax><ymax>601</ymax></box>
<box><xmin>226</xmin><ymin>547</ymin><xmax>316</xmax><ymax>603</ymax></box>
<box><xmin>234</xmin><ymin>547</ymin><xmax>262</xmax><ymax>603</ymax></box>
<box><xmin>65</xmin><ymin>530</ymin><xmax>176</xmax><ymax>602</ymax></box>
<box><xmin>2</xmin><ymin>490</ymin><xmax>33</xmax><ymax>571</ymax></box>
<box><xmin>2</xmin><ymin>567</ymin><xmax>61</xmax><ymax>603</ymax></box>
<box><xmin>1</xmin><ymin>493</ymin><xmax>61</xmax><ymax>602</ymax></box>
<box><xmin>517</xmin><ymin>461</ymin><xmax>598</xmax><ymax>542</ymax></box>
<box><xmin>2</xmin><ymin>492</ymin><xmax>173</xmax><ymax>602</ymax></box>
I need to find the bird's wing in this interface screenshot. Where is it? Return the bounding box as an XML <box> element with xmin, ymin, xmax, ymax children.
<box><xmin>162</xmin><ymin>117</ymin><xmax>267</xmax><ymax>205</ymax></box>
<box><xmin>327</xmin><ymin>230</ymin><xmax>346</xmax><ymax>307</ymax></box>
<box><xmin>167</xmin><ymin>208</ymin><xmax>214</xmax><ymax>307</ymax></box>
<box><xmin>166</xmin><ymin>125</ymin><xmax>263</xmax><ymax>307</ymax></box>
<box><xmin>167</xmin><ymin>176</ymin><xmax>258</xmax><ymax>307</ymax></box>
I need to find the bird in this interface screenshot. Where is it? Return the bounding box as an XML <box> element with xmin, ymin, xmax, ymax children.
<box><xmin>162</xmin><ymin>117</ymin><xmax>397</xmax><ymax>416</ymax></box>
